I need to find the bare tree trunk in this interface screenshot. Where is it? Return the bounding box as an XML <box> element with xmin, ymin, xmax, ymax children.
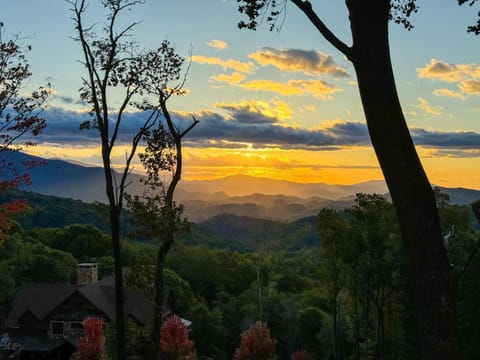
<box><xmin>103</xmin><ymin>155</ymin><xmax>127</xmax><ymax>360</ymax></box>
<box><xmin>152</xmin><ymin>236</ymin><xmax>173</xmax><ymax>360</ymax></box>
<box><xmin>346</xmin><ymin>1</ymin><xmax>458</xmax><ymax>358</ymax></box>
<box><xmin>150</xmin><ymin>101</ymin><xmax>198</xmax><ymax>359</ymax></box>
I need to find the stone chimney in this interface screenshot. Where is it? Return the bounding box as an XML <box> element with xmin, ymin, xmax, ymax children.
<box><xmin>77</xmin><ymin>263</ymin><xmax>98</xmax><ymax>285</ymax></box>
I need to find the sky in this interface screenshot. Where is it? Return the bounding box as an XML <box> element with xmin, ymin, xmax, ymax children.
<box><xmin>2</xmin><ymin>0</ymin><xmax>480</xmax><ymax>189</ymax></box>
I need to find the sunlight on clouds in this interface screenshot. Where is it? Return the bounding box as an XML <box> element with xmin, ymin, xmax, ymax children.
<box><xmin>459</xmin><ymin>80</ymin><xmax>480</xmax><ymax>95</ymax></box>
<box><xmin>419</xmin><ymin>152</ymin><xmax>480</xmax><ymax>189</ymax></box>
<box><xmin>182</xmin><ymin>146</ymin><xmax>480</xmax><ymax>189</ymax></box>
<box><xmin>417</xmin><ymin>59</ymin><xmax>480</xmax><ymax>82</ymax></box>
<box><xmin>191</xmin><ymin>55</ymin><xmax>254</xmax><ymax>74</ymax></box>
<box><xmin>433</xmin><ymin>88</ymin><xmax>464</xmax><ymax>98</ymax></box>
<box><xmin>248</xmin><ymin>47</ymin><xmax>349</xmax><ymax>77</ymax></box>
<box><xmin>241</xmin><ymin>80</ymin><xmax>303</xmax><ymax>95</ymax></box>
<box><xmin>418</xmin><ymin>59</ymin><xmax>480</xmax><ymax>97</ymax></box>
<box><xmin>214</xmin><ymin>99</ymin><xmax>292</xmax><ymax>121</ymax></box>
<box><xmin>206</xmin><ymin>39</ymin><xmax>228</xmax><ymax>50</ymax></box>
<box><xmin>240</xmin><ymin>79</ymin><xmax>342</xmax><ymax>99</ymax></box>
<box><xmin>292</xmin><ymin>79</ymin><xmax>343</xmax><ymax>99</ymax></box>
<box><xmin>417</xmin><ymin>97</ymin><xmax>444</xmax><ymax>115</ymax></box>
<box><xmin>210</xmin><ymin>72</ymin><xmax>245</xmax><ymax>84</ymax></box>
<box><xmin>182</xmin><ymin>146</ymin><xmax>382</xmax><ymax>184</ymax></box>
<box><xmin>24</xmin><ymin>142</ymin><xmax>480</xmax><ymax>190</ymax></box>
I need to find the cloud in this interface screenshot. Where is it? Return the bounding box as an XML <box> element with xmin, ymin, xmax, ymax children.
<box><xmin>418</xmin><ymin>59</ymin><xmax>480</xmax><ymax>97</ymax></box>
<box><xmin>206</xmin><ymin>40</ymin><xmax>228</xmax><ymax>50</ymax></box>
<box><xmin>210</xmin><ymin>72</ymin><xmax>245</xmax><ymax>85</ymax></box>
<box><xmin>459</xmin><ymin>80</ymin><xmax>480</xmax><ymax>95</ymax></box>
<box><xmin>432</xmin><ymin>88</ymin><xmax>464</xmax><ymax>98</ymax></box>
<box><xmin>410</xmin><ymin>128</ymin><xmax>480</xmax><ymax>149</ymax></box>
<box><xmin>249</xmin><ymin>47</ymin><xmax>349</xmax><ymax>77</ymax></box>
<box><xmin>184</xmin><ymin>151</ymin><xmax>377</xmax><ymax>171</ymax></box>
<box><xmin>34</xmin><ymin>107</ymin><xmax>480</xmax><ymax>156</ymax></box>
<box><xmin>417</xmin><ymin>59</ymin><xmax>480</xmax><ymax>82</ymax></box>
<box><xmin>215</xmin><ymin>100</ymin><xmax>292</xmax><ymax>123</ymax></box>
<box><xmin>417</xmin><ymin>97</ymin><xmax>444</xmax><ymax>115</ymax></box>
<box><xmin>422</xmin><ymin>149</ymin><xmax>480</xmax><ymax>158</ymax></box>
<box><xmin>191</xmin><ymin>55</ymin><xmax>254</xmax><ymax>73</ymax></box>
<box><xmin>185</xmin><ymin>112</ymin><xmax>371</xmax><ymax>149</ymax></box>
<box><xmin>53</xmin><ymin>95</ymin><xmax>86</xmax><ymax>106</ymax></box>
<box><xmin>239</xmin><ymin>79</ymin><xmax>342</xmax><ymax>99</ymax></box>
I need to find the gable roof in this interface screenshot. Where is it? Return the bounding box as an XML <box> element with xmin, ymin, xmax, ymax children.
<box><xmin>6</xmin><ymin>284</ymin><xmax>77</xmax><ymax>328</ymax></box>
<box><xmin>6</xmin><ymin>280</ymin><xmax>155</xmax><ymax>328</ymax></box>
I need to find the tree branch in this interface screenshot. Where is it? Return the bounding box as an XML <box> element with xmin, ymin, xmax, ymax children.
<box><xmin>289</xmin><ymin>0</ymin><xmax>352</xmax><ymax>59</ymax></box>
<box><xmin>179</xmin><ymin>116</ymin><xmax>200</xmax><ymax>138</ymax></box>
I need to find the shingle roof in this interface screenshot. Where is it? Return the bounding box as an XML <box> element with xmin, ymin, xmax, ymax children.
<box><xmin>6</xmin><ymin>284</ymin><xmax>77</xmax><ymax>328</ymax></box>
<box><xmin>6</xmin><ymin>281</ymin><xmax>155</xmax><ymax>328</ymax></box>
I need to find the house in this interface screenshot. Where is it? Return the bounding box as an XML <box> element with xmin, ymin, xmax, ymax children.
<box><xmin>5</xmin><ymin>263</ymin><xmax>174</xmax><ymax>360</ymax></box>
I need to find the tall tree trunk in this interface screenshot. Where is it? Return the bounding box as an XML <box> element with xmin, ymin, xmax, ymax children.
<box><xmin>346</xmin><ymin>1</ymin><xmax>458</xmax><ymax>358</ymax></box>
<box><xmin>103</xmin><ymin>156</ymin><xmax>126</xmax><ymax>360</ymax></box>
<box><xmin>150</xmin><ymin>102</ymin><xmax>197</xmax><ymax>359</ymax></box>
<box><xmin>152</xmin><ymin>236</ymin><xmax>173</xmax><ymax>360</ymax></box>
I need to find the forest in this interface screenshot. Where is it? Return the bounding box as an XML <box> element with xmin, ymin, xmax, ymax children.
<box><xmin>0</xmin><ymin>190</ymin><xmax>479</xmax><ymax>359</ymax></box>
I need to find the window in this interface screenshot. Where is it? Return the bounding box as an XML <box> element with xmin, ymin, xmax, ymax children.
<box><xmin>50</xmin><ymin>321</ymin><xmax>65</xmax><ymax>337</ymax></box>
<box><xmin>68</xmin><ymin>321</ymin><xmax>84</xmax><ymax>335</ymax></box>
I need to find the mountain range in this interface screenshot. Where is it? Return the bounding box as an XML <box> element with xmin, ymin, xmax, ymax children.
<box><xmin>5</xmin><ymin>151</ymin><xmax>480</xmax><ymax>222</ymax></box>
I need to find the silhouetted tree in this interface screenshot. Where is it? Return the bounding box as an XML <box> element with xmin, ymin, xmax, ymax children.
<box><xmin>69</xmin><ymin>1</ymin><xmax>192</xmax><ymax>358</ymax></box>
<box><xmin>124</xmin><ymin>43</ymin><xmax>198</xmax><ymax>358</ymax></box>
<box><xmin>236</xmin><ymin>1</ymin><xmax>479</xmax><ymax>357</ymax></box>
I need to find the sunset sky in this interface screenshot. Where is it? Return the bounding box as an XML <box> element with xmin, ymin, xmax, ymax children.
<box><xmin>2</xmin><ymin>1</ymin><xmax>480</xmax><ymax>189</ymax></box>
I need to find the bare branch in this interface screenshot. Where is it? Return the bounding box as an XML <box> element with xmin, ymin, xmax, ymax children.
<box><xmin>290</xmin><ymin>0</ymin><xmax>352</xmax><ymax>59</ymax></box>
<box><xmin>179</xmin><ymin>116</ymin><xmax>200</xmax><ymax>138</ymax></box>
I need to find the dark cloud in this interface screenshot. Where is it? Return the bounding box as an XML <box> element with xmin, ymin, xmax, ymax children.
<box><xmin>179</xmin><ymin>111</ymin><xmax>370</xmax><ymax>148</ymax></box>
<box><xmin>411</xmin><ymin>128</ymin><xmax>480</xmax><ymax>148</ymax></box>
<box><xmin>54</xmin><ymin>95</ymin><xmax>86</xmax><ymax>106</ymax></box>
<box><xmin>216</xmin><ymin>103</ymin><xmax>277</xmax><ymax>124</ymax></box>
<box><xmin>37</xmin><ymin>107</ymin><xmax>480</xmax><ymax>154</ymax></box>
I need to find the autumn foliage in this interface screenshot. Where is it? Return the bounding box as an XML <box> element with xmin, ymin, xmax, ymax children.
<box><xmin>0</xmin><ymin>22</ymin><xmax>48</xmax><ymax>239</ymax></box>
<box><xmin>75</xmin><ymin>318</ymin><xmax>106</xmax><ymax>360</ymax></box>
<box><xmin>233</xmin><ymin>321</ymin><xmax>277</xmax><ymax>360</ymax></box>
<box><xmin>160</xmin><ymin>315</ymin><xmax>197</xmax><ymax>360</ymax></box>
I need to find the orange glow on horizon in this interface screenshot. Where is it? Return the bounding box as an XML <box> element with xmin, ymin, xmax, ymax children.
<box><xmin>24</xmin><ymin>144</ymin><xmax>480</xmax><ymax>190</ymax></box>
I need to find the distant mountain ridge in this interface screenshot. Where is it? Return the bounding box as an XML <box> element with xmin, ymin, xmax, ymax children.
<box><xmin>179</xmin><ymin>173</ymin><xmax>389</xmax><ymax>199</ymax></box>
<box><xmin>4</xmin><ymin>152</ymin><xmax>480</xmax><ymax>222</ymax></box>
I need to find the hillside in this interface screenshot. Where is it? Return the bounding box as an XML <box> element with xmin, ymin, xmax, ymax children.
<box><xmin>4</xmin><ymin>152</ymin><xmax>480</xmax><ymax>223</ymax></box>
<box><xmin>199</xmin><ymin>213</ymin><xmax>319</xmax><ymax>250</ymax></box>
<box><xmin>2</xmin><ymin>190</ymin><xmax>319</xmax><ymax>251</ymax></box>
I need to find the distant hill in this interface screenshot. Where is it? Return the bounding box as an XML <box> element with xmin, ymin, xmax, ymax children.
<box><xmin>3</xmin><ymin>152</ymin><xmax>480</xmax><ymax>222</ymax></box>
<box><xmin>5</xmin><ymin>151</ymin><xmax>145</xmax><ymax>203</ymax></box>
<box><xmin>0</xmin><ymin>191</ymin><xmax>304</xmax><ymax>252</ymax></box>
<box><xmin>179</xmin><ymin>173</ymin><xmax>388</xmax><ymax>199</ymax></box>
<box><xmin>199</xmin><ymin>213</ymin><xmax>319</xmax><ymax>251</ymax></box>
<box><xmin>0</xmin><ymin>189</ymin><xmax>112</xmax><ymax>232</ymax></box>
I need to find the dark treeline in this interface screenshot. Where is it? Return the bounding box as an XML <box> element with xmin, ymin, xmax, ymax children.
<box><xmin>0</xmin><ymin>191</ymin><xmax>479</xmax><ymax>359</ymax></box>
